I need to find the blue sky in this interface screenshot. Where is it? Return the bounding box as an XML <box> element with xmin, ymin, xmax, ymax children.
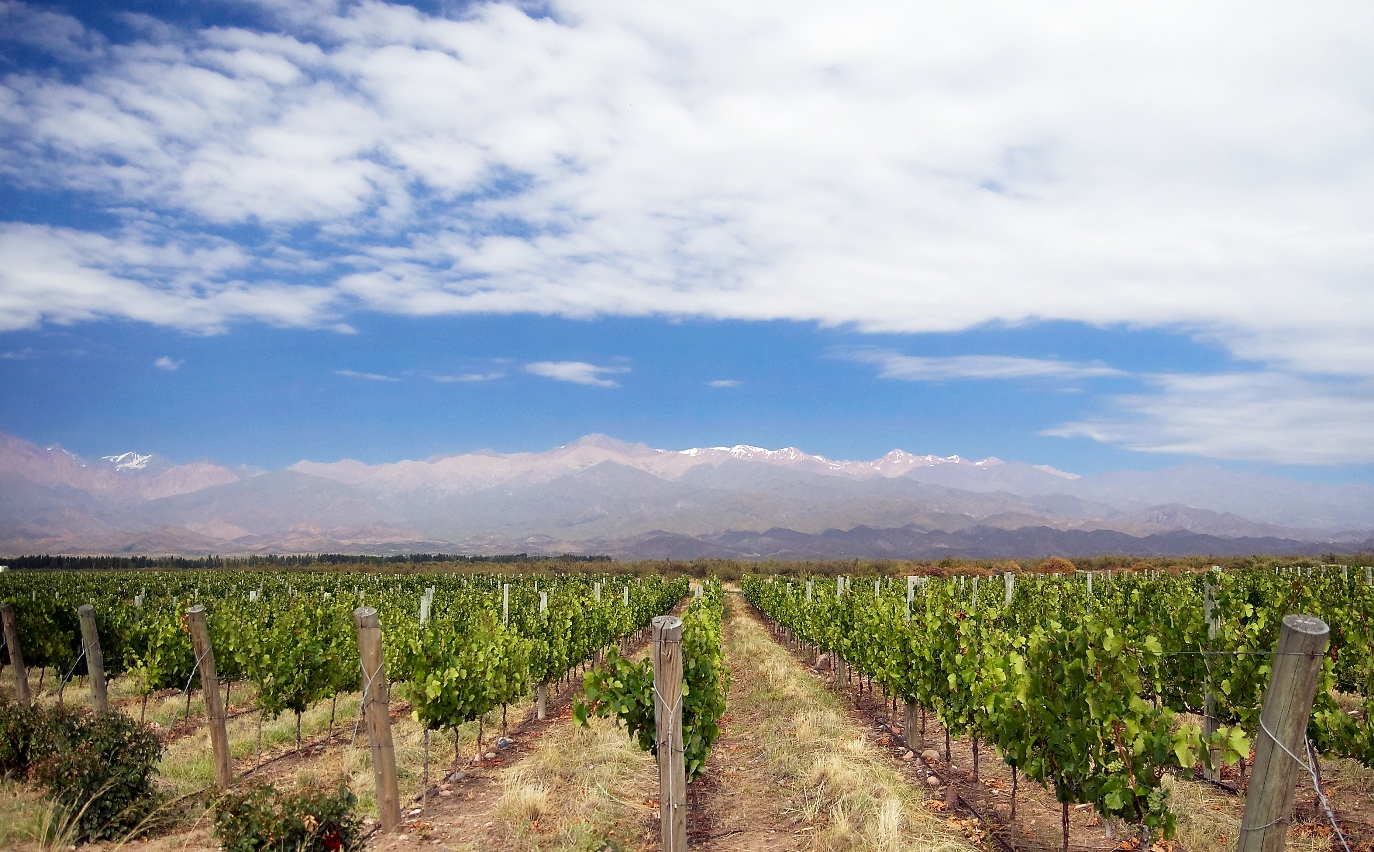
<box><xmin>1</xmin><ymin>0</ymin><xmax>1372</xmax><ymax>479</ymax></box>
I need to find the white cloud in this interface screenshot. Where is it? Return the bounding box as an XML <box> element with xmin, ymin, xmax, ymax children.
<box><xmin>434</xmin><ymin>372</ymin><xmax>505</xmax><ymax>382</ymax></box>
<box><xmin>153</xmin><ymin>355</ymin><xmax>182</xmax><ymax>370</ymax></box>
<box><xmin>334</xmin><ymin>369</ymin><xmax>399</xmax><ymax>381</ymax></box>
<box><xmin>1048</xmin><ymin>372</ymin><xmax>1374</xmax><ymax>465</ymax></box>
<box><xmin>709</xmin><ymin>379</ymin><xmax>741</xmax><ymax>387</ymax></box>
<box><xmin>844</xmin><ymin>350</ymin><xmax>1125</xmax><ymax>381</ymax></box>
<box><xmin>0</xmin><ymin>0</ymin><xmax>1368</xmax><ymax>378</ymax></box>
<box><xmin>1</xmin><ymin>348</ymin><xmax>38</xmax><ymax>360</ymax></box>
<box><xmin>525</xmin><ymin>361</ymin><xmax>629</xmax><ymax>387</ymax></box>
<box><xmin>0</xmin><ymin>223</ymin><xmax>337</xmax><ymax>333</ymax></box>
<box><xmin>0</xmin><ymin>1</ymin><xmax>105</xmax><ymax>61</ymax></box>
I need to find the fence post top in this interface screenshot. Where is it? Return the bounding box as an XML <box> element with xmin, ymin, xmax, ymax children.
<box><xmin>652</xmin><ymin>615</ymin><xmax>682</xmax><ymax>631</ymax></box>
<box><xmin>186</xmin><ymin>604</ymin><xmax>205</xmax><ymax>615</ymax></box>
<box><xmin>354</xmin><ymin>606</ymin><xmax>380</xmax><ymax>627</ymax></box>
<box><xmin>1282</xmin><ymin>613</ymin><xmax>1329</xmax><ymax>637</ymax></box>
<box><xmin>78</xmin><ymin>603</ymin><xmax>95</xmax><ymax>615</ymax></box>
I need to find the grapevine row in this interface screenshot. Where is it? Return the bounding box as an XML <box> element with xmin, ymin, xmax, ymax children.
<box><xmin>743</xmin><ymin>565</ymin><xmax>1374</xmax><ymax>841</ymax></box>
<box><xmin>0</xmin><ymin>571</ymin><xmax>688</xmax><ymax>746</ymax></box>
<box><xmin>576</xmin><ymin>580</ymin><xmax>730</xmax><ymax>782</ymax></box>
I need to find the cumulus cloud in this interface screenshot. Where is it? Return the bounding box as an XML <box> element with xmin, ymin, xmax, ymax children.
<box><xmin>334</xmin><ymin>369</ymin><xmax>398</xmax><ymax>381</ymax></box>
<box><xmin>153</xmin><ymin>356</ymin><xmax>183</xmax><ymax>370</ymax></box>
<box><xmin>843</xmin><ymin>350</ymin><xmax>1124</xmax><ymax>381</ymax></box>
<box><xmin>0</xmin><ymin>0</ymin><xmax>1368</xmax><ymax>369</ymax></box>
<box><xmin>525</xmin><ymin>361</ymin><xmax>629</xmax><ymax>387</ymax></box>
<box><xmin>0</xmin><ymin>223</ymin><xmax>337</xmax><ymax>333</ymax></box>
<box><xmin>1048</xmin><ymin>372</ymin><xmax>1374</xmax><ymax>465</ymax></box>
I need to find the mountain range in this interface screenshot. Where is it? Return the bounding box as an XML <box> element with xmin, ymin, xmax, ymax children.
<box><xmin>1</xmin><ymin>431</ymin><xmax>1372</xmax><ymax>560</ymax></box>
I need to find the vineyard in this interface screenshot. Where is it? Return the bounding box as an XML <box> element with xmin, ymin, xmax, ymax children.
<box><xmin>0</xmin><ymin>561</ymin><xmax>1371</xmax><ymax>851</ymax></box>
<box><xmin>744</xmin><ymin>564</ymin><xmax>1374</xmax><ymax>849</ymax></box>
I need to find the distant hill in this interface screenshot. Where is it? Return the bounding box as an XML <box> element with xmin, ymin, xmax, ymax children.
<box><xmin>1</xmin><ymin>431</ymin><xmax>1370</xmax><ymax>558</ymax></box>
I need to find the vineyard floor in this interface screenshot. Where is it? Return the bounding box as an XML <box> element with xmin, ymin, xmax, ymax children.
<box><xmin>687</xmin><ymin>590</ymin><xmax>976</xmax><ymax>852</ymax></box>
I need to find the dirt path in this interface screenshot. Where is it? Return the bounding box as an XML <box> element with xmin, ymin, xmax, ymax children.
<box><xmin>367</xmin><ymin>669</ymin><xmax>618</xmax><ymax>851</ymax></box>
<box><xmin>685</xmin><ymin>591</ymin><xmax>976</xmax><ymax>852</ymax></box>
<box><xmin>685</xmin><ymin>593</ymin><xmax>814</xmax><ymax>851</ymax></box>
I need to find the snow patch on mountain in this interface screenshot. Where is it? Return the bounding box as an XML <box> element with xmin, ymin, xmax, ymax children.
<box><xmin>102</xmin><ymin>452</ymin><xmax>152</xmax><ymax>471</ymax></box>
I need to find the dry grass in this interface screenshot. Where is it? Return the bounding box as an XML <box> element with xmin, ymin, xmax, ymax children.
<box><xmin>463</xmin><ymin>645</ymin><xmax>660</xmax><ymax>851</ymax></box>
<box><xmin>0</xmin><ymin>780</ymin><xmax>47</xmax><ymax>850</ymax></box>
<box><xmin>1163</xmin><ymin>771</ymin><xmax>1337</xmax><ymax>852</ymax></box>
<box><xmin>481</xmin><ymin>713</ymin><xmax>658</xmax><ymax>851</ymax></box>
<box><xmin>1325</xmin><ymin>752</ymin><xmax>1374</xmax><ymax>799</ymax></box>
<box><xmin>727</xmin><ymin>592</ymin><xmax>974</xmax><ymax>852</ymax></box>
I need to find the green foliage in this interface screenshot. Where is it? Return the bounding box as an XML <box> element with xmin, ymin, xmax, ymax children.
<box><xmin>213</xmin><ymin>782</ymin><xmax>360</xmax><ymax>852</ymax></box>
<box><xmin>126</xmin><ymin>598</ymin><xmax>197</xmax><ymax>695</ymax></box>
<box><xmin>0</xmin><ymin>697</ymin><xmax>57</xmax><ymax>778</ymax></box>
<box><xmin>0</xmin><ymin>699</ymin><xmax>164</xmax><ymax>839</ymax></box>
<box><xmin>742</xmin><ymin>569</ymin><xmax>1269</xmax><ymax>841</ymax></box>
<box><xmin>680</xmin><ymin>585</ymin><xmax>729</xmax><ymax>781</ymax></box>
<box><xmin>996</xmin><ymin>616</ymin><xmax>1198</xmax><ymax>836</ymax></box>
<box><xmin>23</xmin><ymin>706</ymin><xmax>163</xmax><ymax>841</ymax></box>
<box><xmin>576</xmin><ymin>582</ymin><xmax>729</xmax><ymax>783</ymax></box>
<box><xmin>231</xmin><ymin>597</ymin><xmax>357</xmax><ymax>720</ymax></box>
<box><xmin>575</xmin><ymin>652</ymin><xmax>656</xmax><ymax>753</ymax></box>
<box><xmin>395</xmin><ymin>611</ymin><xmax>530</xmax><ymax>733</ymax></box>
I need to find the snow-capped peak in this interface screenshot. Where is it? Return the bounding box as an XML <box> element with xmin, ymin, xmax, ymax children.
<box><xmin>102</xmin><ymin>452</ymin><xmax>151</xmax><ymax>471</ymax></box>
<box><xmin>1033</xmin><ymin>464</ymin><xmax>1081</xmax><ymax>480</ymax></box>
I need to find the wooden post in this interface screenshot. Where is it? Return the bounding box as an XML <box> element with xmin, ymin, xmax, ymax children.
<box><xmin>77</xmin><ymin>605</ymin><xmax>109</xmax><ymax>716</ymax></box>
<box><xmin>538</xmin><ymin>592</ymin><xmax>549</xmax><ymax>720</ymax></box>
<box><xmin>904</xmin><ymin>701</ymin><xmax>918</xmax><ymax>748</ymax></box>
<box><xmin>1236</xmin><ymin>614</ymin><xmax>1330</xmax><ymax>852</ymax></box>
<box><xmin>652</xmin><ymin>615</ymin><xmax>686</xmax><ymax>852</ymax></box>
<box><xmin>354</xmin><ymin>607</ymin><xmax>401</xmax><ymax>834</ymax></box>
<box><xmin>1202</xmin><ymin>577</ymin><xmax>1221</xmax><ymax>782</ymax></box>
<box><xmin>1</xmin><ymin>602</ymin><xmax>30</xmax><ymax>706</ymax></box>
<box><xmin>185</xmin><ymin>606</ymin><xmax>233</xmax><ymax>788</ymax></box>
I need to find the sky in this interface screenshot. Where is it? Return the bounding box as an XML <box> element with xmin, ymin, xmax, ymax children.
<box><xmin>0</xmin><ymin>0</ymin><xmax>1372</xmax><ymax>479</ymax></box>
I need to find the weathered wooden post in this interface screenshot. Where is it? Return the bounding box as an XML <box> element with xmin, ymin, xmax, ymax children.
<box><xmin>537</xmin><ymin>591</ymin><xmax>550</xmax><ymax>720</ymax></box>
<box><xmin>652</xmin><ymin>615</ymin><xmax>686</xmax><ymax>852</ymax></box>
<box><xmin>186</xmin><ymin>606</ymin><xmax>233</xmax><ymax>788</ymax></box>
<box><xmin>77</xmin><ymin>604</ymin><xmax>109</xmax><ymax>716</ymax></box>
<box><xmin>354</xmin><ymin>606</ymin><xmax>401</xmax><ymax>833</ymax></box>
<box><xmin>834</xmin><ymin>576</ymin><xmax>848</xmax><ymax>688</ymax></box>
<box><xmin>1202</xmin><ymin>574</ymin><xmax>1221</xmax><ymax>782</ymax></box>
<box><xmin>1235</xmin><ymin>614</ymin><xmax>1330</xmax><ymax>852</ymax></box>
<box><xmin>1</xmin><ymin>602</ymin><xmax>30</xmax><ymax>705</ymax></box>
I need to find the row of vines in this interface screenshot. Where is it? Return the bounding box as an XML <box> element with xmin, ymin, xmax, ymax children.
<box><xmin>0</xmin><ymin>570</ymin><xmax>688</xmax><ymax>750</ymax></box>
<box><xmin>576</xmin><ymin>581</ymin><xmax>730</xmax><ymax>781</ymax></box>
<box><xmin>743</xmin><ymin>564</ymin><xmax>1374</xmax><ymax>842</ymax></box>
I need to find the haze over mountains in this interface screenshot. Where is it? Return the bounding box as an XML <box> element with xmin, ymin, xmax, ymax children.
<box><xmin>1</xmin><ymin>431</ymin><xmax>1372</xmax><ymax>560</ymax></box>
